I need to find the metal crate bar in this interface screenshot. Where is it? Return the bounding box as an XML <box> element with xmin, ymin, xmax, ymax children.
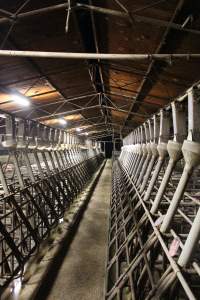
<box><xmin>0</xmin><ymin>112</ymin><xmax>104</xmax><ymax>290</ymax></box>
<box><xmin>106</xmin><ymin>82</ymin><xmax>200</xmax><ymax>299</ymax></box>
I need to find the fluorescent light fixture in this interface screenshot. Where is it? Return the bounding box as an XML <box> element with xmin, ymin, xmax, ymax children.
<box><xmin>0</xmin><ymin>113</ymin><xmax>6</xmax><ymax>118</ymax></box>
<box><xmin>12</xmin><ymin>94</ymin><xmax>30</xmax><ymax>106</ymax></box>
<box><xmin>59</xmin><ymin>118</ymin><xmax>67</xmax><ymax>125</ymax></box>
<box><xmin>76</xmin><ymin>127</ymin><xmax>81</xmax><ymax>132</ymax></box>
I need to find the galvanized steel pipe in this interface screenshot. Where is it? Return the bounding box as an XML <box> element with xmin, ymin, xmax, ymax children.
<box><xmin>0</xmin><ymin>50</ymin><xmax>199</xmax><ymax>60</ymax></box>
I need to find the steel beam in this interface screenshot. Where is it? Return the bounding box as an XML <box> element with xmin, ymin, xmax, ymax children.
<box><xmin>0</xmin><ymin>3</ymin><xmax>199</xmax><ymax>36</ymax></box>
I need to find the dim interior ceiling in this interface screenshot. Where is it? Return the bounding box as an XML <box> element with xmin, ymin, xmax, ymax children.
<box><xmin>0</xmin><ymin>0</ymin><xmax>200</xmax><ymax>140</ymax></box>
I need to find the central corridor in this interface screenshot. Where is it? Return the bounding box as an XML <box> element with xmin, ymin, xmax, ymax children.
<box><xmin>46</xmin><ymin>160</ymin><xmax>112</xmax><ymax>300</ymax></box>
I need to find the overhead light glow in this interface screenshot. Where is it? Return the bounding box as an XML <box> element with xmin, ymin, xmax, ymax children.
<box><xmin>59</xmin><ymin>118</ymin><xmax>67</xmax><ymax>125</ymax></box>
<box><xmin>85</xmin><ymin>132</ymin><xmax>88</xmax><ymax>136</ymax></box>
<box><xmin>12</xmin><ymin>94</ymin><xmax>30</xmax><ymax>107</ymax></box>
<box><xmin>76</xmin><ymin>127</ymin><xmax>82</xmax><ymax>132</ymax></box>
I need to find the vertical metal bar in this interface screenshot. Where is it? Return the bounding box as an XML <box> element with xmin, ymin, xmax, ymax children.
<box><xmin>41</xmin><ymin>151</ymin><xmax>51</xmax><ymax>175</ymax></box>
<box><xmin>12</xmin><ymin>152</ymin><xmax>25</xmax><ymax>188</ymax></box>
<box><xmin>23</xmin><ymin>151</ymin><xmax>35</xmax><ymax>183</ymax></box>
<box><xmin>33</xmin><ymin>151</ymin><xmax>45</xmax><ymax>179</ymax></box>
<box><xmin>0</xmin><ymin>163</ymin><xmax>9</xmax><ymax>195</ymax></box>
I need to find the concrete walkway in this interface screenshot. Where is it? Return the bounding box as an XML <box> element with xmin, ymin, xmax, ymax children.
<box><xmin>47</xmin><ymin>160</ymin><xmax>112</xmax><ymax>300</ymax></box>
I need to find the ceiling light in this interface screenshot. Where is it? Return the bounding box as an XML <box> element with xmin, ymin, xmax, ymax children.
<box><xmin>85</xmin><ymin>132</ymin><xmax>88</xmax><ymax>136</ymax></box>
<box><xmin>0</xmin><ymin>113</ymin><xmax>6</xmax><ymax>119</ymax></box>
<box><xmin>59</xmin><ymin>118</ymin><xmax>67</xmax><ymax>125</ymax></box>
<box><xmin>76</xmin><ymin>127</ymin><xmax>81</xmax><ymax>132</ymax></box>
<box><xmin>11</xmin><ymin>94</ymin><xmax>30</xmax><ymax>107</ymax></box>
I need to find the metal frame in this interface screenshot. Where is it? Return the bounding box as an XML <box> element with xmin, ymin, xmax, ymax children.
<box><xmin>106</xmin><ymin>81</ymin><xmax>200</xmax><ymax>299</ymax></box>
<box><xmin>0</xmin><ymin>110</ymin><xmax>104</xmax><ymax>291</ymax></box>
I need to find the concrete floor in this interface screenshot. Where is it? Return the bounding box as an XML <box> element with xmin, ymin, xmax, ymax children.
<box><xmin>46</xmin><ymin>160</ymin><xmax>111</xmax><ymax>300</ymax></box>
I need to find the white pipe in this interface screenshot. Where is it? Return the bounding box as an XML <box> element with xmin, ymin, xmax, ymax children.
<box><xmin>139</xmin><ymin>143</ymin><xmax>158</xmax><ymax>192</ymax></box>
<box><xmin>136</xmin><ymin>143</ymin><xmax>151</xmax><ymax>186</ymax></box>
<box><xmin>132</xmin><ymin>144</ymin><xmax>147</xmax><ymax>183</ymax></box>
<box><xmin>0</xmin><ymin>50</ymin><xmax>199</xmax><ymax>60</ymax></box>
<box><xmin>178</xmin><ymin>207</ymin><xmax>200</xmax><ymax>267</ymax></box>
<box><xmin>150</xmin><ymin>141</ymin><xmax>182</xmax><ymax>214</ymax></box>
<box><xmin>160</xmin><ymin>140</ymin><xmax>200</xmax><ymax>233</ymax></box>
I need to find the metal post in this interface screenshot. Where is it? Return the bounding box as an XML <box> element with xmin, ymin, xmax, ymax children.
<box><xmin>0</xmin><ymin>163</ymin><xmax>9</xmax><ymax>195</ymax></box>
<box><xmin>12</xmin><ymin>152</ymin><xmax>25</xmax><ymax>188</ymax></box>
<box><xmin>33</xmin><ymin>151</ymin><xmax>45</xmax><ymax>179</ymax></box>
<box><xmin>23</xmin><ymin>151</ymin><xmax>35</xmax><ymax>183</ymax></box>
